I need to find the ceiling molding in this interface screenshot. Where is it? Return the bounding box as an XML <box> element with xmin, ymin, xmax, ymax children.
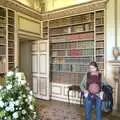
<box><xmin>0</xmin><ymin>0</ymin><xmax>42</xmax><ymax>20</ymax></box>
<box><xmin>41</xmin><ymin>0</ymin><xmax>108</xmax><ymax>20</ymax></box>
<box><xmin>0</xmin><ymin>0</ymin><xmax>109</xmax><ymax>21</ymax></box>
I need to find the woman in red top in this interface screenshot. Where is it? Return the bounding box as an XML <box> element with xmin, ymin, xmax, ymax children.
<box><xmin>80</xmin><ymin>61</ymin><xmax>104</xmax><ymax>120</ymax></box>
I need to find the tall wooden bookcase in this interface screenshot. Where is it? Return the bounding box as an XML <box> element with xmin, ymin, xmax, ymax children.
<box><xmin>43</xmin><ymin>6</ymin><xmax>105</xmax><ymax>102</ymax></box>
<box><xmin>49</xmin><ymin>10</ymin><xmax>104</xmax><ymax>85</ymax></box>
<box><xmin>0</xmin><ymin>6</ymin><xmax>15</xmax><ymax>75</ymax></box>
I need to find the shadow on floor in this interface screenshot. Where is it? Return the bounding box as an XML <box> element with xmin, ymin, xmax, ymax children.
<box><xmin>36</xmin><ymin>99</ymin><xmax>120</xmax><ymax>120</ymax></box>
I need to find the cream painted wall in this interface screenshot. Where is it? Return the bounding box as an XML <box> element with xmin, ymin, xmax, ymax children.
<box><xmin>17</xmin><ymin>13</ymin><xmax>41</xmax><ymax>35</ymax></box>
<box><xmin>106</xmin><ymin>0</ymin><xmax>120</xmax><ymax>84</ymax></box>
<box><xmin>117</xmin><ymin>0</ymin><xmax>120</xmax><ymax>48</ymax></box>
<box><xmin>45</xmin><ymin>0</ymin><xmax>92</xmax><ymax>11</ymax></box>
<box><xmin>16</xmin><ymin>0</ymin><xmax>41</xmax><ymax>12</ymax></box>
<box><xmin>105</xmin><ymin>0</ymin><xmax>115</xmax><ymax>84</ymax></box>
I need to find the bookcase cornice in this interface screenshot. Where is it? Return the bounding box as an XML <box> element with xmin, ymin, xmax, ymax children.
<box><xmin>42</xmin><ymin>0</ymin><xmax>108</xmax><ymax>21</ymax></box>
<box><xmin>0</xmin><ymin>0</ymin><xmax>42</xmax><ymax>20</ymax></box>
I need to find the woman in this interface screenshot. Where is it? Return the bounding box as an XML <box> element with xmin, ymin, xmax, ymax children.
<box><xmin>80</xmin><ymin>61</ymin><xmax>105</xmax><ymax>120</ymax></box>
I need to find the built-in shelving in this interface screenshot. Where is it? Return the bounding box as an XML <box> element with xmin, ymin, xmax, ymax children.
<box><xmin>49</xmin><ymin>10</ymin><xmax>104</xmax><ymax>85</ymax></box>
<box><xmin>0</xmin><ymin>7</ymin><xmax>15</xmax><ymax>74</ymax></box>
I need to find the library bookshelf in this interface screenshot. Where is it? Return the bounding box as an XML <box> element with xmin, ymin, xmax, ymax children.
<box><xmin>0</xmin><ymin>6</ymin><xmax>15</xmax><ymax>78</ymax></box>
<box><xmin>49</xmin><ymin>10</ymin><xmax>104</xmax><ymax>85</ymax></box>
<box><xmin>44</xmin><ymin>6</ymin><xmax>105</xmax><ymax>103</ymax></box>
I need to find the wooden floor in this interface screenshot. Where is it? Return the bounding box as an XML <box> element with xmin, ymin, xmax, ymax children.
<box><xmin>36</xmin><ymin>99</ymin><xmax>120</xmax><ymax>120</ymax></box>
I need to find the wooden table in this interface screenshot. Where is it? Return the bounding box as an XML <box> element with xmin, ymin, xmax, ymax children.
<box><xmin>68</xmin><ymin>85</ymin><xmax>83</xmax><ymax>105</ymax></box>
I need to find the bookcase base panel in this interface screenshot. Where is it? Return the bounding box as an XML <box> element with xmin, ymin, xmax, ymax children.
<box><xmin>51</xmin><ymin>82</ymin><xmax>83</xmax><ymax>104</ymax></box>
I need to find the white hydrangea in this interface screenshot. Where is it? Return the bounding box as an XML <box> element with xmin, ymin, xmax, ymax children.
<box><xmin>6</xmin><ymin>71</ymin><xmax>14</xmax><ymax>77</ymax></box>
<box><xmin>29</xmin><ymin>105</ymin><xmax>34</xmax><ymax>110</ymax></box>
<box><xmin>6</xmin><ymin>101</ymin><xmax>15</xmax><ymax>112</ymax></box>
<box><xmin>29</xmin><ymin>91</ymin><xmax>33</xmax><ymax>95</ymax></box>
<box><xmin>0</xmin><ymin>100</ymin><xmax>4</xmax><ymax>108</ymax></box>
<box><xmin>13</xmin><ymin>112</ymin><xmax>19</xmax><ymax>119</ymax></box>
<box><xmin>15</xmin><ymin>100</ymin><xmax>19</xmax><ymax>106</ymax></box>
<box><xmin>33</xmin><ymin>112</ymin><xmax>37</xmax><ymax>119</ymax></box>
<box><xmin>23</xmin><ymin>94</ymin><xmax>26</xmax><ymax>98</ymax></box>
<box><xmin>6</xmin><ymin>84</ymin><xmax>12</xmax><ymax>90</ymax></box>
<box><xmin>28</xmin><ymin>95</ymin><xmax>32</xmax><ymax>102</ymax></box>
<box><xmin>22</xmin><ymin>110</ymin><xmax>26</xmax><ymax>115</ymax></box>
<box><xmin>0</xmin><ymin>85</ymin><xmax>3</xmax><ymax>90</ymax></box>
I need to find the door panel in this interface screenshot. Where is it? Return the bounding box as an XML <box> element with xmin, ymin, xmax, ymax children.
<box><xmin>32</xmin><ymin>40</ymin><xmax>50</xmax><ymax>100</ymax></box>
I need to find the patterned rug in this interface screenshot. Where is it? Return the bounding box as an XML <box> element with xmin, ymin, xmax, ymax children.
<box><xmin>36</xmin><ymin>99</ymin><xmax>120</xmax><ymax>120</ymax></box>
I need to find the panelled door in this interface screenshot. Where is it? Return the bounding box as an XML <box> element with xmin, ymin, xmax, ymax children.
<box><xmin>32</xmin><ymin>40</ymin><xmax>50</xmax><ymax>100</ymax></box>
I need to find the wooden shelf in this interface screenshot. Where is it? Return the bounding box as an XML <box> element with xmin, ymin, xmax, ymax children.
<box><xmin>49</xmin><ymin>10</ymin><xmax>104</xmax><ymax>85</ymax></box>
<box><xmin>50</xmin><ymin>30</ymin><xmax>94</xmax><ymax>37</ymax></box>
<box><xmin>49</xmin><ymin>21</ymin><xmax>94</xmax><ymax>29</ymax></box>
<box><xmin>0</xmin><ymin>7</ymin><xmax>15</xmax><ymax>72</ymax></box>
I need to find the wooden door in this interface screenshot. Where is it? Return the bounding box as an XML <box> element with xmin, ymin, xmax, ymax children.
<box><xmin>32</xmin><ymin>40</ymin><xmax>50</xmax><ymax>100</ymax></box>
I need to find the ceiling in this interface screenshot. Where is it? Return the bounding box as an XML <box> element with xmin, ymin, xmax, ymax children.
<box><xmin>15</xmin><ymin>0</ymin><xmax>93</xmax><ymax>12</ymax></box>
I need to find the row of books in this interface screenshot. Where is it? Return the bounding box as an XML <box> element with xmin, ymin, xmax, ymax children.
<box><xmin>8</xmin><ymin>18</ymin><xmax>14</xmax><ymax>25</ymax></box>
<box><xmin>43</xmin><ymin>21</ymin><xmax>48</xmax><ymax>28</ymax></box>
<box><xmin>96</xmin><ymin>11</ymin><xmax>104</xmax><ymax>18</ymax></box>
<box><xmin>51</xmin><ymin>49</ymin><xmax>94</xmax><ymax>57</ymax></box>
<box><xmin>0</xmin><ymin>39</ymin><xmax>6</xmax><ymax>44</ymax></box>
<box><xmin>51</xmin><ymin>72</ymin><xmax>85</xmax><ymax>84</ymax></box>
<box><xmin>8</xmin><ymin>41</ymin><xmax>14</xmax><ymax>48</ymax></box>
<box><xmin>96</xmin><ymin>56</ymin><xmax>104</xmax><ymax>62</ymax></box>
<box><xmin>96</xmin><ymin>48</ymin><xmax>104</xmax><ymax>55</ymax></box>
<box><xmin>8</xmin><ymin>25</ymin><xmax>14</xmax><ymax>32</ymax></box>
<box><xmin>51</xmin><ymin>57</ymin><xmax>103</xmax><ymax>64</ymax></box>
<box><xmin>71</xmin><ymin>13</ymin><xmax>94</xmax><ymax>24</ymax></box>
<box><xmin>0</xmin><ymin>61</ymin><xmax>6</xmax><ymax>73</ymax></box>
<box><xmin>8</xmin><ymin>56</ymin><xmax>14</xmax><ymax>62</ymax></box>
<box><xmin>96</xmin><ymin>41</ymin><xmax>104</xmax><ymax>48</ymax></box>
<box><xmin>49</xmin><ymin>13</ymin><xmax>94</xmax><ymax>28</ymax></box>
<box><xmin>52</xmin><ymin>57</ymin><xmax>93</xmax><ymax>64</ymax></box>
<box><xmin>8</xmin><ymin>63</ymin><xmax>14</xmax><ymax>70</ymax></box>
<box><xmin>8</xmin><ymin>33</ymin><xmax>14</xmax><ymax>40</ymax></box>
<box><xmin>51</xmin><ymin>41</ymin><xmax>94</xmax><ymax>49</ymax></box>
<box><xmin>51</xmin><ymin>64</ymin><xmax>88</xmax><ymax>72</ymax></box>
<box><xmin>96</xmin><ymin>26</ymin><xmax>104</xmax><ymax>32</ymax></box>
<box><xmin>50</xmin><ymin>23</ymin><xmax>94</xmax><ymax>35</ymax></box>
<box><xmin>96</xmin><ymin>34</ymin><xmax>104</xmax><ymax>40</ymax></box>
<box><xmin>0</xmin><ymin>46</ymin><xmax>6</xmax><ymax>54</ymax></box>
<box><xmin>0</xmin><ymin>28</ymin><xmax>6</xmax><ymax>34</ymax></box>
<box><xmin>8</xmin><ymin>48</ymin><xmax>14</xmax><ymax>55</ymax></box>
<box><xmin>8</xmin><ymin>10</ymin><xmax>14</xmax><ymax>18</ymax></box>
<box><xmin>50</xmin><ymin>33</ymin><xmax>94</xmax><ymax>42</ymax></box>
<box><xmin>51</xmin><ymin>63</ymin><xmax>104</xmax><ymax>72</ymax></box>
<box><xmin>96</xmin><ymin>18</ymin><xmax>104</xmax><ymax>25</ymax></box>
<box><xmin>67</xmin><ymin>49</ymin><xmax>94</xmax><ymax>56</ymax></box>
<box><xmin>97</xmin><ymin>63</ymin><xmax>104</xmax><ymax>70</ymax></box>
<box><xmin>0</xmin><ymin>7</ymin><xmax>6</xmax><ymax>17</ymax></box>
<box><xmin>0</xmin><ymin>19</ymin><xmax>6</xmax><ymax>26</ymax></box>
<box><xmin>50</xmin><ymin>28</ymin><xmax>94</xmax><ymax>36</ymax></box>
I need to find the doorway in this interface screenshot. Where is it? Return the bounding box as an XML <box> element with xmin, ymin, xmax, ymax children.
<box><xmin>19</xmin><ymin>39</ymin><xmax>32</xmax><ymax>89</ymax></box>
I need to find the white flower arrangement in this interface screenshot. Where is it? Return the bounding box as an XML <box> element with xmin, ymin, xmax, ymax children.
<box><xmin>0</xmin><ymin>70</ymin><xmax>38</xmax><ymax>120</ymax></box>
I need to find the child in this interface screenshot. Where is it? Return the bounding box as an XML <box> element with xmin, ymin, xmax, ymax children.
<box><xmin>80</xmin><ymin>61</ymin><xmax>104</xmax><ymax>120</ymax></box>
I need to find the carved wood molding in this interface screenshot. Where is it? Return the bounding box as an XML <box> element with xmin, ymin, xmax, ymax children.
<box><xmin>0</xmin><ymin>0</ymin><xmax>42</xmax><ymax>20</ymax></box>
<box><xmin>42</xmin><ymin>0</ymin><xmax>108</xmax><ymax>20</ymax></box>
<box><xmin>0</xmin><ymin>0</ymin><xmax>108</xmax><ymax>21</ymax></box>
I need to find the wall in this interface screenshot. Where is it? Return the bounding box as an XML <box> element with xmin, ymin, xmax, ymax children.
<box><xmin>45</xmin><ymin>0</ymin><xmax>92</xmax><ymax>11</ymax></box>
<box><xmin>15</xmin><ymin>12</ymin><xmax>42</xmax><ymax>68</ymax></box>
<box><xmin>105</xmin><ymin>0</ymin><xmax>120</xmax><ymax>110</ymax></box>
<box><xmin>106</xmin><ymin>0</ymin><xmax>120</xmax><ymax>84</ymax></box>
<box><xmin>16</xmin><ymin>0</ymin><xmax>41</xmax><ymax>12</ymax></box>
